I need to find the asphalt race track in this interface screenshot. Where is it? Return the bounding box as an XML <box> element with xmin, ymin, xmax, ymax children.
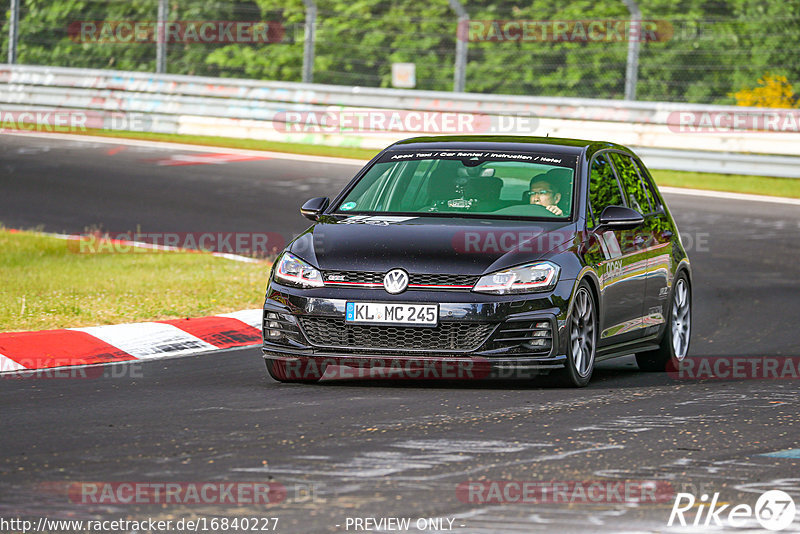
<box><xmin>2</xmin><ymin>133</ymin><xmax>799</xmax><ymax>533</ymax></box>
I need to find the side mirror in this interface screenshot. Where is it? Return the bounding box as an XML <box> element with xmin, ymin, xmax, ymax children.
<box><xmin>300</xmin><ymin>197</ymin><xmax>330</xmax><ymax>221</ymax></box>
<box><xmin>597</xmin><ymin>205</ymin><xmax>644</xmax><ymax>230</ymax></box>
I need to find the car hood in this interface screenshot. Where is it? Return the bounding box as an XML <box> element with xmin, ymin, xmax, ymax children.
<box><xmin>288</xmin><ymin>215</ymin><xmax>577</xmax><ymax>275</ymax></box>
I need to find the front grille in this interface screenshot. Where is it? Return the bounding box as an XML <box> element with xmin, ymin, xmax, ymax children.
<box><xmin>323</xmin><ymin>271</ymin><xmax>478</xmax><ymax>291</ymax></box>
<box><xmin>299</xmin><ymin>316</ymin><xmax>495</xmax><ymax>352</ymax></box>
<box><xmin>409</xmin><ymin>273</ymin><xmax>479</xmax><ymax>288</ymax></box>
<box><xmin>491</xmin><ymin>320</ymin><xmax>554</xmax><ymax>355</ymax></box>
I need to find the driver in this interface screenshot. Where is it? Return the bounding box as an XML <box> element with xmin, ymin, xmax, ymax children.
<box><xmin>528</xmin><ymin>177</ymin><xmax>563</xmax><ymax>216</ymax></box>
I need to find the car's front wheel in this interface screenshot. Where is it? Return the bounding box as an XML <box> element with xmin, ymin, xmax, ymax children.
<box><xmin>636</xmin><ymin>273</ymin><xmax>691</xmax><ymax>372</ymax></box>
<box><xmin>558</xmin><ymin>281</ymin><xmax>597</xmax><ymax>387</ymax></box>
<box><xmin>265</xmin><ymin>358</ymin><xmax>325</xmax><ymax>383</ymax></box>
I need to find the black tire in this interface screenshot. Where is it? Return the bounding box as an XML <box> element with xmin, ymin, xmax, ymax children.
<box><xmin>636</xmin><ymin>273</ymin><xmax>692</xmax><ymax>372</ymax></box>
<box><xmin>556</xmin><ymin>281</ymin><xmax>597</xmax><ymax>387</ymax></box>
<box><xmin>265</xmin><ymin>358</ymin><xmax>325</xmax><ymax>383</ymax></box>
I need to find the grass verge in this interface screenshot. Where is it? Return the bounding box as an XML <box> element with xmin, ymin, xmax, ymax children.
<box><xmin>65</xmin><ymin>128</ymin><xmax>800</xmax><ymax>199</ymax></box>
<box><xmin>0</xmin><ymin>228</ymin><xmax>270</xmax><ymax>332</ymax></box>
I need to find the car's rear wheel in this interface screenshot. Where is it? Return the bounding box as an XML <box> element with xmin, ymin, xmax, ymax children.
<box><xmin>636</xmin><ymin>273</ymin><xmax>691</xmax><ymax>372</ymax></box>
<box><xmin>265</xmin><ymin>358</ymin><xmax>325</xmax><ymax>383</ymax></box>
<box><xmin>557</xmin><ymin>281</ymin><xmax>597</xmax><ymax>387</ymax></box>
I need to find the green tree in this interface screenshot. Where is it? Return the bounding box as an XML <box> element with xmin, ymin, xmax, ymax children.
<box><xmin>3</xmin><ymin>0</ymin><xmax>799</xmax><ymax>104</ymax></box>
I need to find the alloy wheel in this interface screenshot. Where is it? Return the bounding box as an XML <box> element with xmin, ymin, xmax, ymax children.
<box><xmin>570</xmin><ymin>287</ymin><xmax>596</xmax><ymax>377</ymax></box>
<box><xmin>671</xmin><ymin>278</ymin><xmax>691</xmax><ymax>361</ymax></box>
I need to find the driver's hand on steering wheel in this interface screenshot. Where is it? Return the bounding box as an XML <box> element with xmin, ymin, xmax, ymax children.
<box><xmin>544</xmin><ymin>204</ymin><xmax>563</xmax><ymax>216</ymax></box>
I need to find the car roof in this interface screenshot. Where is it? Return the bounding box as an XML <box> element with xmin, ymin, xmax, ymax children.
<box><xmin>387</xmin><ymin>135</ymin><xmax>628</xmax><ymax>157</ymax></box>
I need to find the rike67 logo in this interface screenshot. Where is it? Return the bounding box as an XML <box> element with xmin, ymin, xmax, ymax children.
<box><xmin>669</xmin><ymin>490</ymin><xmax>796</xmax><ymax>531</ymax></box>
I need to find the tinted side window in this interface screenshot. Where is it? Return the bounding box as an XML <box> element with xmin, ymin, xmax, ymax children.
<box><xmin>587</xmin><ymin>153</ymin><xmax>624</xmax><ymax>229</ymax></box>
<box><xmin>609</xmin><ymin>152</ymin><xmax>651</xmax><ymax>214</ymax></box>
<box><xmin>630</xmin><ymin>157</ymin><xmax>662</xmax><ymax>210</ymax></box>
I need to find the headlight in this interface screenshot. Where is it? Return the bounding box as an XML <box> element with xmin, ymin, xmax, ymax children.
<box><xmin>274</xmin><ymin>252</ymin><xmax>324</xmax><ymax>288</ymax></box>
<box><xmin>473</xmin><ymin>262</ymin><xmax>560</xmax><ymax>294</ymax></box>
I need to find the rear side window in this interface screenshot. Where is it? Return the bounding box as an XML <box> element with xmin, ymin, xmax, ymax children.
<box><xmin>609</xmin><ymin>152</ymin><xmax>652</xmax><ymax>214</ymax></box>
<box><xmin>630</xmin><ymin>157</ymin><xmax>662</xmax><ymax>210</ymax></box>
<box><xmin>587</xmin><ymin>153</ymin><xmax>624</xmax><ymax>229</ymax></box>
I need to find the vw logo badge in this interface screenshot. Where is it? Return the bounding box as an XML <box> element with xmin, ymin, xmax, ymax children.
<box><xmin>383</xmin><ymin>269</ymin><xmax>409</xmax><ymax>294</ymax></box>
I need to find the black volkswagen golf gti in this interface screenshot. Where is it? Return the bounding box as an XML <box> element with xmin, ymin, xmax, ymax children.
<box><xmin>262</xmin><ymin>136</ymin><xmax>692</xmax><ymax>387</ymax></box>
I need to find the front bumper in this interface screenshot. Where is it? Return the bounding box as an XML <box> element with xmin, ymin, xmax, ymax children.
<box><xmin>261</xmin><ymin>279</ymin><xmax>574</xmax><ymax>374</ymax></box>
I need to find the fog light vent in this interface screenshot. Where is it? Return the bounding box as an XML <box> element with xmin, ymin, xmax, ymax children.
<box><xmin>263</xmin><ymin>312</ymin><xmax>301</xmax><ymax>345</ymax></box>
<box><xmin>492</xmin><ymin>319</ymin><xmax>553</xmax><ymax>354</ymax></box>
<box><xmin>267</xmin><ymin>313</ymin><xmax>281</xmax><ymax>338</ymax></box>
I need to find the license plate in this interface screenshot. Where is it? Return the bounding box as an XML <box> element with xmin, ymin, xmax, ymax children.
<box><xmin>346</xmin><ymin>302</ymin><xmax>438</xmax><ymax>326</ymax></box>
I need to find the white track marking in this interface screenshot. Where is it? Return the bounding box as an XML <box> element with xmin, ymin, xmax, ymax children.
<box><xmin>392</xmin><ymin>440</ymin><xmax>549</xmax><ymax>454</ymax></box>
<box><xmin>217</xmin><ymin>309</ymin><xmax>262</xmax><ymax>329</ymax></box>
<box><xmin>0</xmin><ymin>131</ymin><xmax>369</xmax><ymax>166</ymax></box>
<box><xmin>70</xmin><ymin>322</ymin><xmax>216</xmax><ymax>359</ymax></box>
<box><xmin>0</xmin><ymin>353</ymin><xmax>26</xmax><ymax>372</ymax></box>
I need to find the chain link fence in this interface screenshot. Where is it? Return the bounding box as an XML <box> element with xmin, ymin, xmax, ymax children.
<box><xmin>2</xmin><ymin>0</ymin><xmax>799</xmax><ymax>105</ymax></box>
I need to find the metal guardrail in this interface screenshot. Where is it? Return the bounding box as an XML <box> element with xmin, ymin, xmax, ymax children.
<box><xmin>1</xmin><ymin>64</ymin><xmax>799</xmax><ymax>177</ymax></box>
<box><xmin>633</xmin><ymin>148</ymin><xmax>800</xmax><ymax>179</ymax></box>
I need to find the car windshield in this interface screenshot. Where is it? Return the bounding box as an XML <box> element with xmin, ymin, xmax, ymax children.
<box><xmin>334</xmin><ymin>150</ymin><xmax>577</xmax><ymax>219</ymax></box>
